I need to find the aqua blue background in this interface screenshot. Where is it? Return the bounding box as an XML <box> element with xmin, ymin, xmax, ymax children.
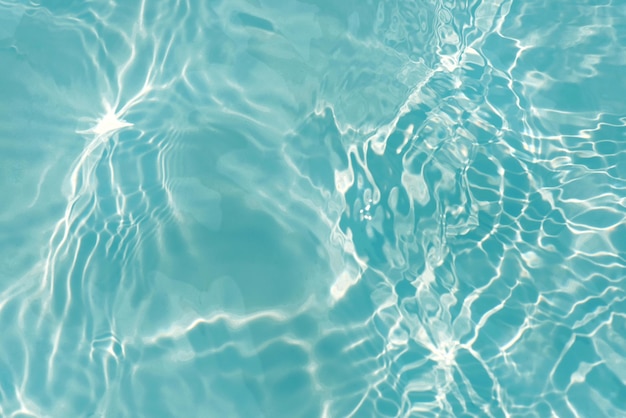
<box><xmin>1</xmin><ymin>0</ymin><xmax>626</xmax><ymax>416</ymax></box>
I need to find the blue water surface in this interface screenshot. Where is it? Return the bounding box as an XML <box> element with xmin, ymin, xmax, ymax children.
<box><xmin>1</xmin><ymin>0</ymin><xmax>626</xmax><ymax>417</ymax></box>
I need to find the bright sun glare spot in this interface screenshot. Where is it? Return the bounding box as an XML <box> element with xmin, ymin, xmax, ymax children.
<box><xmin>432</xmin><ymin>345</ymin><xmax>457</xmax><ymax>368</ymax></box>
<box><xmin>91</xmin><ymin>110</ymin><xmax>133</xmax><ymax>137</ymax></box>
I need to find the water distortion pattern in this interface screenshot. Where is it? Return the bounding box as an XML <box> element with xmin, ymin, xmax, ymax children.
<box><xmin>0</xmin><ymin>0</ymin><xmax>625</xmax><ymax>417</ymax></box>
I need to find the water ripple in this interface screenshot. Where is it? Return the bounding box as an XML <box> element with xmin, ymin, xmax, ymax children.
<box><xmin>0</xmin><ymin>0</ymin><xmax>625</xmax><ymax>417</ymax></box>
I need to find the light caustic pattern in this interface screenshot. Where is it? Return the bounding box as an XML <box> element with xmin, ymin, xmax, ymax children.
<box><xmin>0</xmin><ymin>0</ymin><xmax>625</xmax><ymax>417</ymax></box>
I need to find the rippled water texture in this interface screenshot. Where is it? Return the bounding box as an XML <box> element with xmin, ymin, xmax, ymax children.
<box><xmin>1</xmin><ymin>0</ymin><xmax>626</xmax><ymax>416</ymax></box>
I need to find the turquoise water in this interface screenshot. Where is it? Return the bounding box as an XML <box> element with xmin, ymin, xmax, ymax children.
<box><xmin>1</xmin><ymin>0</ymin><xmax>626</xmax><ymax>416</ymax></box>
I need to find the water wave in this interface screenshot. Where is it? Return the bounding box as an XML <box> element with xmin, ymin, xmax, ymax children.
<box><xmin>0</xmin><ymin>0</ymin><xmax>625</xmax><ymax>416</ymax></box>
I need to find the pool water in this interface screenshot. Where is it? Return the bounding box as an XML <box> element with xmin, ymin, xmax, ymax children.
<box><xmin>1</xmin><ymin>0</ymin><xmax>626</xmax><ymax>417</ymax></box>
